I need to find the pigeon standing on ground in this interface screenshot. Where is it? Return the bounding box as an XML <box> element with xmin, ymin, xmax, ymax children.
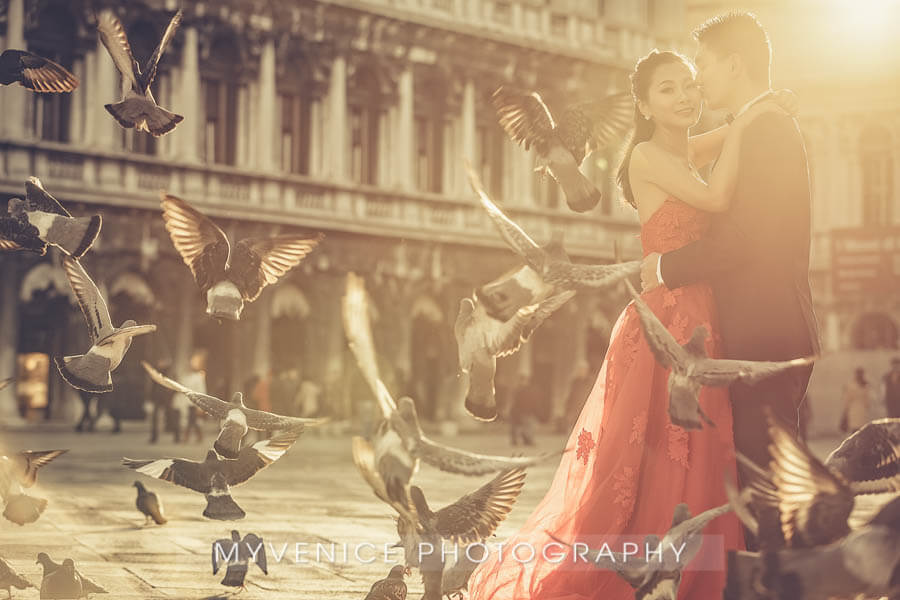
<box><xmin>1</xmin><ymin>178</ymin><xmax>101</xmax><ymax>258</ymax></box>
<box><xmin>0</xmin><ymin>557</ymin><xmax>33</xmax><ymax>598</ymax></box>
<box><xmin>142</xmin><ymin>361</ymin><xmax>326</xmax><ymax>459</ymax></box>
<box><xmin>365</xmin><ymin>565</ymin><xmax>410</xmax><ymax>600</ymax></box>
<box><xmin>54</xmin><ymin>256</ymin><xmax>156</xmax><ymax>393</ymax></box>
<box><xmin>625</xmin><ymin>280</ymin><xmax>816</xmax><ymax>430</ymax></box>
<box><xmin>122</xmin><ymin>428</ymin><xmax>302</xmax><ymax>520</ymax></box>
<box><xmin>132</xmin><ymin>481</ymin><xmax>166</xmax><ymax>526</ymax></box>
<box><xmin>36</xmin><ymin>555</ymin><xmax>106</xmax><ymax>599</ymax></box>
<box><xmin>492</xmin><ymin>87</ymin><xmax>632</xmax><ymax>212</ymax></box>
<box><xmin>160</xmin><ymin>193</ymin><xmax>324</xmax><ymax>321</ymax></box>
<box><xmin>96</xmin><ymin>9</ymin><xmax>183</xmax><ymax>136</ymax></box>
<box><xmin>0</xmin><ymin>49</ymin><xmax>78</xmax><ymax>92</ymax></box>
<box><xmin>211</xmin><ymin>530</ymin><xmax>267</xmax><ymax>591</ymax></box>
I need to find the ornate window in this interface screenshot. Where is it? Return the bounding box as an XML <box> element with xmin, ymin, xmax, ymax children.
<box><xmin>278</xmin><ymin>93</ymin><xmax>311</xmax><ymax>175</ymax></box>
<box><xmin>26</xmin><ymin>3</ymin><xmax>76</xmax><ymax>142</ymax></box>
<box><xmin>415</xmin><ymin>68</ymin><xmax>449</xmax><ymax>193</ymax></box>
<box><xmin>860</xmin><ymin>125</ymin><xmax>893</xmax><ymax>225</ymax></box>
<box><xmin>348</xmin><ymin>62</ymin><xmax>390</xmax><ymax>186</ymax></box>
<box><xmin>201</xmin><ymin>35</ymin><xmax>246</xmax><ymax>166</ymax></box>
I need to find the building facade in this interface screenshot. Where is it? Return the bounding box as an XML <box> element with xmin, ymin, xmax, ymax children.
<box><xmin>0</xmin><ymin>0</ymin><xmax>686</xmax><ymax>426</ymax></box>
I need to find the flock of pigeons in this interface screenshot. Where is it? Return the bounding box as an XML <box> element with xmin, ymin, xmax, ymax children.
<box><xmin>1</xmin><ymin>6</ymin><xmax>899</xmax><ymax>600</ymax></box>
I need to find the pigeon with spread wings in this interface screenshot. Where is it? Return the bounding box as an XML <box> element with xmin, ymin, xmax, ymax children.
<box><xmin>96</xmin><ymin>9</ymin><xmax>184</xmax><ymax>136</ymax></box>
<box><xmin>625</xmin><ymin>280</ymin><xmax>815</xmax><ymax>430</ymax></box>
<box><xmin>212</xmin><ymin>530</ymin><xmax>267</xmax><ymax>591</ymax></box>
<box><xmin>142</xmin><ymin>361</ymin><xmax>325</xmax><ymax>459</ymax></box>
<box><xmin>1</xmin><ymin>178</ymin><xmax>101</xmax><ymax>258</ymax></box>
<box><xmin>0</xmin><ymin>49</ymin><xmax>77</xmax><ymax>92</ymax></box>
<box><xmin>0</xmin><ymin>449</ymin><xmax>67</xmax><ymax>491</ymax></box>
<box><xmin>492</xmin><ymin>87</ymin><xmax>632</xmax><ymax>212</ymax></box>
<box><xmin>55</xmin><ymin>256</ymin><xmax>156</xmax><ymax>394</ymax></box>
<box><xmin>122</xmin><ymin>428</ymin><xmax>301</xmax><ymax>520</ymax></box>
<box><xmin>161</xmin><ymin>193</ymin><xmax>323</xmax><ymax>321</ymax></box>
<box><xmin>343</xmin><ymin>273</ymin><xmax>558</xmax><ymax>498</ymax></box>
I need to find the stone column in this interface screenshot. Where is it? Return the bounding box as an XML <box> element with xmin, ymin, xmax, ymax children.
<box><xmin>172</xmin><ymin>278</ymin><xmax>195</xmax><ymax>380</ymax></box>
<box><xmin>94</xmin><ymin>41</ymin><xmax>119</xmax><ymax>151</ymax></box>
<box><xmin>396</xmin><ymin>67</ymin><xmax>414</xmax><ymax>190</ymax></box>
<box><xmin>459</xmin><ymin>78</ymin><xmax>476</xmax><ymax>195</ymax></box>
<box><xmin>326</xmin><ymin>55</ymin><xmax>347</xmax><ymax>179</ymax></box>
<box><xmin>4</xmin><ymin>0</ymin><xmax>27</xmax><ymax>140</ymax></box>
<box><xmin>0</xmin><ymin>260</ymin><xmax>25</xmax><ymax>426</ymax></box>
<box><xmin>257</xmin><ymin>37</ymin><xmax>278</xmax><ymax>172</ymax></box>
<box><xmin>178</xmin><ymin>27</ymin><xmax>201</xmax><ymax>164</ymax></box>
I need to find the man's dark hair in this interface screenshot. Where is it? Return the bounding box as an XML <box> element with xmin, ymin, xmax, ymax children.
<box><xmin>693</xmin><ymin>11</ymin><xmax>771</xmax><ymax>86</ymax></box>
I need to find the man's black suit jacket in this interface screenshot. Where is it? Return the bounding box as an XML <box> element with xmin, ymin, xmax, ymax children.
<box><xmin>660</xmin><ymin>111</ymin><xmax>820</xmax><ymax>364</ymax></box>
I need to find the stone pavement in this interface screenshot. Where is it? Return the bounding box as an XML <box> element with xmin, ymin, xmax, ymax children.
<box><xmin>0</xmin><ymin>421</ymin><xmax>845</xmax><ymax>599</ymax></box>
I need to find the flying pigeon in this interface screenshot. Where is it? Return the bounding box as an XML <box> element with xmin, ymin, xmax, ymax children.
<box><xmin>343</xmin><ymin>273</ymin><xmax>560</xmax><ymax>500</ymax></box>
<box><xmin>54</xmin><ymin>256</ymin><xmax>156</xmax><ymax>393</ymax></box>
<box><xmin>36</xmin><ymin>555</ymin><xmax>106</xmax><ymax>599</ymax></box>
<box><xmin>122</xmin><ymin>428</ymin><xmax>302</xmax><ymax>520</ymax></box>
<box><xmin>1</xmin><ymin>178</ymin><xmax>101</xmax><ymax>258</ymax></box>
<box><xmin>0</xmin><ymin>449</ymin><xmax>67</xmax><ymax>490</ymax></box>
<box><xmin>454</xmin><ymin>289</ymin><xmax>573</xmax><ymax>421</ymax></box>
<box><xmin>142</xmin><ymin>361</ymin><xmax>325</xmax><ymax>459</ymax></box>
<box><xmin>160</xmin><ymin>193</ymin><xmax>323</xmax><ymax>321</ymax></box>
<box><xmin>133</xmin><ymin>481</ymin><xmax>166</xmax><ymax>526</ymax></box>
<box><xmin>729</xmin><ymin>407</ymin><xmax>900</xmax><ymax>551</ymax></box>
<box><xmin>548</xmin><ymin>501</ymin><xmax>736</xmax><ymax>600</ymax></box>
<box><xmin>723</xmin><ymin>495</ymin><xmax>900</xmax><ymax>600</ymax></box>
<box><xmin>0</xmin><ymin>49</ymin><xmax>78</xmax><ymax>92</ymax></box>
<box><xmin>625</xmin><ymin>280</ymin><xmax>815</xmax><ymax>430</ymax></box>
<box><xmin>467</xmin><ymin>163</ymin><xmax>640</xmax><ymax>295</ymax></box>
<box><xmin>96</xmin><ymin>9</ymin><xmax>183</xmax><ymax>136</ymax></box>
<box><xmin>825</xmin><ymin>418</ymin><xmax>900</xmax><ymax>492</ymax></box>
<box><xmin>211</xmin><ymin>530</ymin><xmax>267</xmax><ymax>591</ymax></box>
<box><xmin>365</xmin><ymin>565</ymin><xmax>411</xmax><ymax>600</ymax></box>
<box><xmin>492</xmin><ymin>87</ymin><xmax>632</xmax><ymax>212</ymax></box>
<box><xmin>0</xmin><ymin>557</ymin><xmax>33</xmax><ymax>598</ymax></box>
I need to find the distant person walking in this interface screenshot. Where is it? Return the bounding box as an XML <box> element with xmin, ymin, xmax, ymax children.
<box><xmin>883</xmin><ymin>357</ymin><xmax>900</xmax><ymax>418</ymax></box>
<box><xmin>841</xmin><ymin>367</ymin><xmax>871</xmax><ymax>434</ymax></box>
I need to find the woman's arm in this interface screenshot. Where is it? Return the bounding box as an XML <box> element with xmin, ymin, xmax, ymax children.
<box><xmin>629</xmin><ymin>125</ymin><xmax>744</xmax><ymax>213</ymax></box>
<box><xmin>688</xmin><ymin>124</ymin><xmax>730</xmax><ymax>169</ymax></box>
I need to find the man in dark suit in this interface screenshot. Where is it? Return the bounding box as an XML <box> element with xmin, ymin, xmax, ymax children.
<box><xmin>640</xmin><ymin>12</ymin><xmax>820</xmax><ymax>549</ymax></box>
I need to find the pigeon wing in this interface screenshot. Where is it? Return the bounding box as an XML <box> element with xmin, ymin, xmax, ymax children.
<box><xmin>662</xmin><ymin>502</ymin><xmax>732</xmax><ymax>560</ymax></box>
<box><xmin>122</xmin><ymin>457</ymin><xmax>212</xmax><ymax>493</ymax></box>
<box><xmin>765</xmin><ymin>410</ymin><xmax>856</xmax><ymax>547</ymax></box>
<box><xmin>351</xmin><ymin>436</ymin><xmax>419</xmax><ymax>524</ymax></box>
<box><xmin>24</xmin><ymin>178</ymin><xmax>71</xmax><ymax>216</ymax></box>
<box><xmin>160</xmin><ymin>194</ymin><xmax>230</xmax><ymax>293</ymax></box>
<box><xmin>96</xmin><ymin>10</ymin><xmax>139</xmax><ymax>88</ymax></box>
<box><xmin>694</xmin><ymin>356</ymin><xmax>815</xmax><ymax>387</ymax></box>
<box><xmin>141</xmin><ymin>9</ymin><xmax>182</xmax><ymax>91</ymax></box>
<box><xmin>432</xmin><ymin>468</ymin><xmax>526</xmax><ymax>544</ymax></box>
<box><xmin>826</xmin><ymin>419</ymin><xmax>900</xmax><ymax>484</ymax></box>
<box><xmin>229</xmin><ymin>233</ymin><xmax>323</xmax><ymax>302</ymax></box>
<box><xmin>545</xmin><ymin>532</ymin><xmax>649</xmax><ymax>584</ymax></box>
<box><xmin>11</xmin><ymin>50</ymin><xmax>78</xmax><ymax>93</ymax></box>
<box><xmin>16</xmin><ymin>449</ymin><xmax>68</xmax><ymax>487</ymax></box>
<box><xmin>342</xmin><ymin>272</ymin><xmax>397</xmax><ymax>417</ymax></box>
<box><xmin>492</xmin><ymin>86</ymin><xmax>557</xmax><ymax>152</ymax></box>
<box><xmin>466</xmin><ymin>161</ymin><xmax>544</xmax><ymax>268</ymax></box>
<box><xmin>569</xmin><ymin>92</ymin><xmax>635</xmax><ymax>153</ymax></box>
<box><xmin>222</xmin><ymin>429</ymin><xmax>301</xmax><ymax>487</ymax></box>
<box><xmin>212</xmin><ymin>537</ymin><xmax>237</xmax><ymax>574</ymax></box>
<box><xmin>416</xmin><ymin>432</ymin><xmax>559</xmax><ymax>476</ymax></box>
<box><xmin>625</xmin><ymin>280</ymin><xmax>687</xmax><ymax>369</ymax></box>
<box><xmin>62</xmin><ymin>256</ymin><xmax>114</xmax><ymax>342</ymax></box>
<box><xmin>545</xmin><ymin>260</ymin><xmax>641</xmax><ymax>290</ymax></box>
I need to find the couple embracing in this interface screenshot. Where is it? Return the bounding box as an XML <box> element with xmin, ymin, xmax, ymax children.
<box><xmin>468</xmin><ymin>11</ymin><xmax>820</xmax><ymax>600</ymax></box>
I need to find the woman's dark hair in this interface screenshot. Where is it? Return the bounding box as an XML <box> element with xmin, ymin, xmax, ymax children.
<box><xmin>616</xmin><ymin>49</ymin><xmax>694</xmax><ymax>208</ymax></box>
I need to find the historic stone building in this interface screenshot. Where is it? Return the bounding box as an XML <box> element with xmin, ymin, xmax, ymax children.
<box><xmin>0</xmin><ymin>0</ymin><xmax>686</xmax><ymax>426</ymax></box>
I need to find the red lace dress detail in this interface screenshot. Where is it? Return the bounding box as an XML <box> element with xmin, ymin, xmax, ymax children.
<box><xmin>467</xmin><ymin>199</ymin><xmax>744</xmax><ymax>600</ymax></box>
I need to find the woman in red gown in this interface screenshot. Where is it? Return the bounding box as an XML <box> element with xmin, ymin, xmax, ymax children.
<box><xmin>467</xmin><ymin>50</ymin><xmax>792</xmax><ymax>600</ymax></box>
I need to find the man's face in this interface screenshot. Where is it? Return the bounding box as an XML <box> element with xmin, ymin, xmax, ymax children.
<box><xmin>694</xmin><ymin>43</ymin><xmax>729</xmax><ymax>111</ymax></box>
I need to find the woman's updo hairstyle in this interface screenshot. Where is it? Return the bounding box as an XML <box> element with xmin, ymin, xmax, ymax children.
<box><xmin>616</xmin><ymin>49</ymin><xmax>695</xmax><ymax>208</ymax></box>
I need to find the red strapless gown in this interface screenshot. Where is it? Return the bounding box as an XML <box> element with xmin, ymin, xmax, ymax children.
<box><xmin>466</xmin><ymin>199</ymin><xmax>745</xmax><ymax>600</ymax></box>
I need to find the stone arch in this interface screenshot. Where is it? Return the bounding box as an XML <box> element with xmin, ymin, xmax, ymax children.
<box><xmin>851</xmin><ymin>312</ymin><xmax>898</xmax><ymax>350</ymax></box>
